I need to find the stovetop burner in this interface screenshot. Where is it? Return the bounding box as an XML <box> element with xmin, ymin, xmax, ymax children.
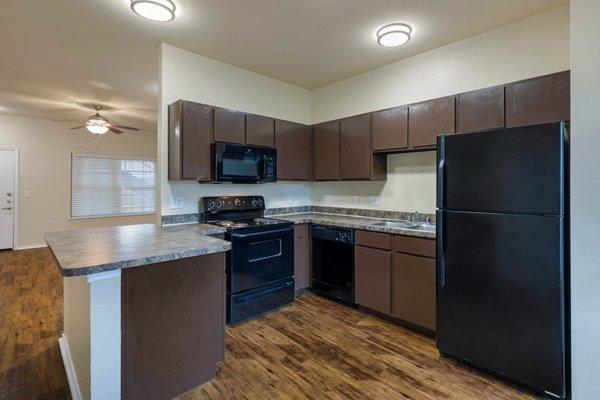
<box><xmin>209</xmin><ymin>217</ymin><xmax>289</xmax><ymax>230</ymax></box>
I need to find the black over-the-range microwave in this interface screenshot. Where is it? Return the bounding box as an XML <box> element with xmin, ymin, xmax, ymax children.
<box><xmin>213</xmin><ymin>142</ymin><xmax>277</xmax><ymax>183</ymax></box>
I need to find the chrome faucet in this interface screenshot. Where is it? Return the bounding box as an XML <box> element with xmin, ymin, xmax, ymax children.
<box><xmin>410</xmin><ymin>211</ymin><xmax>420</xmax><ymax>222</ymax></box>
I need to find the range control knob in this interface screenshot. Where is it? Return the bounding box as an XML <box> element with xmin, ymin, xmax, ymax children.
<box><xmin>251</xmin><ymin>198</ymin><xmax>258</xmax><ymax>207</ymax></box>
<box><xmin>234</xmin><ymin>198</ymin><xmax>241</xmax><ymax>207</ymax></box>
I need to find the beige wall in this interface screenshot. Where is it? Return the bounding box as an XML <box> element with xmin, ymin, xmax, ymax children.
<box><xmin>309</xmin><ymin>5</ymin><xmax>570</xmax><ymax>213</ymax></box>
<box><xmin>158</xmin><ymin>44</ymin><xmax>312</xmax><ymax>217</ymax></box>
<box><xmin>0</xmin><ymin>114</ymin><xmax>157</xmax><ymax>247</ymax></box>
<box><xmin>570</xmin><ymin>0</ymin><xmax>600</xmax><ymax>398</ymax></box>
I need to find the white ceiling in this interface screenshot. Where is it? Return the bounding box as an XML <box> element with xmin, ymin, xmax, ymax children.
<box><xmin>0</xmin><ymin>0</ymin><xmax>568</xmax><ymax>130</ymax></box>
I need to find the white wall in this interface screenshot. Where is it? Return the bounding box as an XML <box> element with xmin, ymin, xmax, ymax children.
<box><xmin>0</xmin><ymin>114</ymin><xmax>157</xmax><ymax>247</ymax></box>
<box><xmin>570</xmin><ymin>0</ymin><xmax>600</xmax><ymax>398</ymax></box>
<box><xmin>309</xmin><ymin>6</ymin><xmax>570</xmax><ymax>213</ymax></box>
<box><xmin>158</xmin><ymin>44</ymin><xmax>312</xmax><ymax>216</ymax></box>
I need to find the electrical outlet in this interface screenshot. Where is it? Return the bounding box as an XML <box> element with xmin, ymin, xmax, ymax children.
<box><xmin>24</xmin><ymin>190</ymin><xmax>31</xmax><ymax>198</ymax></box>
<box><xmin>369</xmin><ymin>196</ymin><xmax>380</xmax><ymax>206</ymax></box>
<box><xmin>45</xmin><ymin>219</ymin><xmax>52</xmax><ymax>226</ymax></box>
<box><xmin>170</xmin><ymin>196</ymin><xmax>183</xmax><ymax>209</ymax></box>
<box><xmin>353</xmin><ymin>195</ymin><xmax>360</xmax><ymax>204</ymax></box>
<box><xmin>286</xmin><ymin>194</ymin><xmax>293</xmax><ymax>203</ymax></box>
<box><xmin>323</xmin><ymin>192</ymin><xmax>332</xmax><ymax>203</ymax></box>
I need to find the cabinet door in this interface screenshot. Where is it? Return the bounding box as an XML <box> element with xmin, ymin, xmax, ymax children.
<box><xmin>392</xmin><ymin>253</ymin><xmax>436</xmax><ymax>331</ymax></box>
<box><xmin>457</xmin><ymin>86</ymin><xmax>505</xmax><ymax>133</ymax></box>
<box><xmin>372</xmin><ymin>107</ymin><xmax>408</xmax><ymax>151</ymax></box>
<box><xmin>275</xmin><ymin>120</ymin><xmax>310</xmax><ymax>180</ymax></box>
<box><xmin>214</xmin><ymin>108</ymin><xmax>245</xmax><ymax>144</ymax></box>
<box><xmin>340</xmin><ymin>114</ymin><xmax>371</xmax><ymax>180</ymax></box>
<box><xmin>506</xmin><ymin>70</ymin><xmax>570</xmax><ymax>128</ymax></box>
<box><xmin>312</xmin><ymin>120</ymin><xmax>340</xmax><ymax>181</ymax></box>
<box><xmin>294</xmin><ymin>224</ymin><xmax>310</xmax><ymax>292</ymax></box>
<box><xmin>246</xmin><ymin>114</ymin><xmax>274</xmax><ymax>148</ymax></box>
<box><xmin>168</xmin><ymin>101</ymin><xmax>213</xmax><ymax>181</ymax></box>
<box><xmin>355</xmin><ymin>245</ymin><xmax>391</xmax><ymax>314</ymax></box>
<box><xmin>409</xmin><ymin>97</ymin><xmax>455</xmax><ymax>148</ymax></box>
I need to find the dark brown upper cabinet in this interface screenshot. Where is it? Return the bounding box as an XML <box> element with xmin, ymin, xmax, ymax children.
<box><xmin>275</xmin><ymin>120</ymin><xmax>310</xmax><ymax>180</ymax></box>
<box><xmin>168</xmin><ymin>100</ymin><xmax>213</xmax><ymax>182</ymax></box>
<box><xmin>505</xmin><ymin>70</ymin><xmax>570</xmax><ymax>128</ymax></box>
<box><xmin>457</xmin><ymin>86</ymin><xmax>505</xmax><ymax>133</ymax></box>
<box><xmin>408</xmin><ymin>96</ymin><xmax>456</xmax><ymax>149</ymax></box>
<box><xmin>372</xmin><ymin>106</ymin><xmax>408</xmax><ymax>151</ymax></box>
<box><xmin>312</xmin><ymin>120</ymin><xmax>340</xmax><ymax>181</ymax></box>
<box><xmin>340</xmin><ymin>114</ymin><xmax>372</xmax><ymax>180</ymax></box>
<box><xmin>246</xmin><ymin>114</ymin><xmax>275</xmax><ymax>148</ymax></box>
<box><xmin>213</xmin><ymin>107</ymin><xmax>245</xmax><ymax>144</ymax></box>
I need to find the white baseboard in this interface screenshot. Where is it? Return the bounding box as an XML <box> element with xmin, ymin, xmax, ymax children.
<box><xmin>15</xmin><ymin>243</ymin><xmax>47</xmax><ymax>250</ymax></box>
<box><xmin>59</xmin><ymin>334</ymin><xmax>83</xmax><ymax>400</ymax></box>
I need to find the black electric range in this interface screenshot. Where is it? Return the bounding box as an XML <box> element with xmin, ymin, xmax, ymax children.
<box><xmin>200</xmin><ymin>196</ymin><xmax>294</xmax><ymax>324</ymax></box>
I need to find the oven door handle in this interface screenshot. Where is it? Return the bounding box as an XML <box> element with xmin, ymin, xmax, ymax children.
<box><xmin>231</xmin><ymin>227</ymin><xmax>292</xmax><ymax>239</ymax></box>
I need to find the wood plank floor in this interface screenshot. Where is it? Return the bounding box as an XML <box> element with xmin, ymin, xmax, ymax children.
<box><xmin>1</xmin><ymin>247</ymin><xmax>540</xmax><ymax>400</ymax></box>
<box><xmin>183</xmin><ymin>294</ymin><xmax>541</xmax><ymax>400</ymax></box>
<box><xmin>0</xmin><ymin>248</ymin><xmax>71</xmax><ymax>400</ymax></box>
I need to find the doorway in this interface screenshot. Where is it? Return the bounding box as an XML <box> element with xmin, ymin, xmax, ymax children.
<box><xmin>0</xmin><ymin>148</ymin><xmax>17</xmax><ymax>250</ymax></box>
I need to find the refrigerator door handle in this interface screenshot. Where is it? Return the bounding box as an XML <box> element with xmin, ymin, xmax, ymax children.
<box><xmin>437</xmin><ymin>135</ymin><xmax>446</xmax><ymax>208</ymax></box>
<box><xmin>436</xmin><ymin>210</ymin><xmax>446</xmax><ymax>287</ymax></box>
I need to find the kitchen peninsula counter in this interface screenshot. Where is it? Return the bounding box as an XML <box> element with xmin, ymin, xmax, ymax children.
<box><xmin>45</xmin><ymin>223</ymin><xmax>231</xmax><ymax>400</ymax></box>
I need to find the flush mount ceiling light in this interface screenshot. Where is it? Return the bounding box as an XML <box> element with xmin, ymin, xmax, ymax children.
<box><xmin>376</xmin><ymin>23</ymin><xmax>412</xmax><ymax>47</ymax></box>
<box><xmin>130</xmin><ymin>0</ymin><xmax>176</xmax><ymax>22</ymax></box>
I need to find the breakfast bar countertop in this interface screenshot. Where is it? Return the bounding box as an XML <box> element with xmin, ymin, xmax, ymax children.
<box><xmin>45</xmin><ymin>223</ymin><xmax>231</xmax><ymax>277</ymax></box>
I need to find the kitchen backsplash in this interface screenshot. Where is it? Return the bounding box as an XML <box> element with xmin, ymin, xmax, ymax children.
<box><xmin>162</xmin><ymin>205</ymin><xmax>435</xmax><ymax>226</ymax></box>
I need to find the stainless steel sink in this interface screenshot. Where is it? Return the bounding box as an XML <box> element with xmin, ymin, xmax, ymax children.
<box><xmin>372</xmin><ymin>220</ymin><xmax>436</xmax><ymax>231</ymax></box>
<box><xmin>372</xmin><ymin>220</ymin><xmax>418</xmax><ymax>229</ymax></box>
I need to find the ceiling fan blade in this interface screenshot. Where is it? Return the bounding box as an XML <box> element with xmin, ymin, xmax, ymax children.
<box><xmin>70</xmin><ymin>126</ymin><xmax>86</xmax><ymax>129</ymax></box>
<box><xmin>109</xmin><ymin>127</ymin><xmax>124</xmax><ymax>134</ymax></box>
<box><xmin>111</xmin><ymin>124</ymin><xmax>140</xmax><ymax>131</ymax></box>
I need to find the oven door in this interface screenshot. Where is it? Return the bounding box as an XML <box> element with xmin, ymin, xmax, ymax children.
<box><xmin>229</xmin><ymin>227</ymin><xmax>294</xmax><ymax>293</ymax></box>
<box><xmin>214</xmin><ymin>142</ymin><xmax>263</xmax><ymax>183</ymax></box>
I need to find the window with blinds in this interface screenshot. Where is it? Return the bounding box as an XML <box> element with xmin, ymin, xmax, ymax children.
<box><xmin>71</xmin><ymin>155</ymin><xmax>156</xmax><ymax>219</ymax></box>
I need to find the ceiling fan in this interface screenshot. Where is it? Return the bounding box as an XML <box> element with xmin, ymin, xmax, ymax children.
<box><xmin>71</xmin><ymin>106</ymin><xmax>140</xmax><ymax>135</ymax></box>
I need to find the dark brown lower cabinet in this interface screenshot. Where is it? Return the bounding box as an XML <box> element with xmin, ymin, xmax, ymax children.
<box><xmin>121</xmin><ymin>253</ymin><xmax>226</xmax><ymax>400</ymax></box>
<box><xmin>355</xmin><ymin>245</ymin><xmax>391</xmax><ymax>314</ymax></box>
<box><xmin>392</xmin><ymin>252</ymin><xmax>436</xmax><ymax>331</ymax></box>
<box><xmin>294</xmin><ymin>224</ymin><xmax>310</xmax><ymax>294</ymax></box>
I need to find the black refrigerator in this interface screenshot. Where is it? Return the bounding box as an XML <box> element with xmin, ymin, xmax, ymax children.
<box><xmin>436</xmin><ymin>122</ymin><xmax>569</xmax><ymax>399</ymax></box>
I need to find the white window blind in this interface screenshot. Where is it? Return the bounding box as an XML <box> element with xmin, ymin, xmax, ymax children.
<box><xmin>71</xmin><ymin>155</ymin><xmax>156</xmax><ymax>219</ymax></box>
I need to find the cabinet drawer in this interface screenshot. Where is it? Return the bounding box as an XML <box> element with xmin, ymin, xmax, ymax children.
<box><xmin>393</xmin><ymin>235</ymin><xmax>435</xmax><ymax>258</ymax></box>
<box><xmin>355</xmin><ymin>245</ymin><xmax>391</xmax><ymax>314</ymax></box>
<box><xmin>392</xmin><ymin>253</ymin><xmax>436</xmax><ymax>331</ymax></box>
<box><xmin>356</xmin><ymin>230</ymin><xmax>391</xmax><ymax>250</ymax></box>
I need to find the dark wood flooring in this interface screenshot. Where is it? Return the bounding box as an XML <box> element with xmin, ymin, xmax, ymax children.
<box><xmin>1</xmin><ymin>248</ymin><xmax>539</xmax><ymax>400</ymax></box>
<box><xmin>183</xmin><ymin>294</ymin><xmax>541</xmax><ymax>399</ymax></box>
<box><xmin>0</xmin><ymin>248</ymin><xmax>70</xmax><ymax>400</ymax></box>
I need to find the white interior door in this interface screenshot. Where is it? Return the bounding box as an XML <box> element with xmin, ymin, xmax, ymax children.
<box><xmin>0</xmin><ymin>149</ymin><xmax>15</xmax><ymax>249</ymax></box>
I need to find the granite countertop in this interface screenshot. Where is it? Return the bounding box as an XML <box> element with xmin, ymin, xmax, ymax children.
<box><xmin>45</xmin><ymin>224</ymin><xmax>231</xmax><ymax>277</ymax></box>
<box><xmin>275</xmin><ymin>213</ymin><xmax>436</xmax><ymax>239</ymax></box>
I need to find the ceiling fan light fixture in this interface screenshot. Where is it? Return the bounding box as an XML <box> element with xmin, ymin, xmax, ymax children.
<box><xmin>86</xmin><ymin>119</ymin><xmax>109</xmax><ymax>135</ymax></box>
<box><xmin>130</xmin><ymin>0</ymin><xmax>175</xmax><ymax>22</ymax></box>
<box><xmin>376</xmin><ymin>23</ymin><xmax>412</xmax><ymax>47</ymax></box>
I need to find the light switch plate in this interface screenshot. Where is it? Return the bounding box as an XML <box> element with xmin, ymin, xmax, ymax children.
<box><xmin>353</xmin><ymin>195</ymin><xmax>360</xmax><ymax>204</ymax></box>
<box><xmin>286</xmin><ymin>194</ymin><xmax>293</xmax><ymax>203</ymax></box>
<box><xmin>323</xmin><ymin>192</ymin><xmax>332</xmax><ymax>203</ymax></box>
<box><xmin>171</xmin><ymin>196</ymin><xmax>183</xmax><ymax>209</ymax></box>
<box><xmin>369</xmin><ymin>196</ymin><xmax>380</xmax><ymax>206</ymax></box>
<box><xmin>24</xmin><ymin>190</ymin><xmax>31</xmax><ymax>198</ymax></box>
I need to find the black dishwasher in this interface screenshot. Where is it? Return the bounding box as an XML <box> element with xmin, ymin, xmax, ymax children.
<box><xmin>312</xmin><ymin>225</ymin><xmax>355</xmax><ymax>305</ymax></box>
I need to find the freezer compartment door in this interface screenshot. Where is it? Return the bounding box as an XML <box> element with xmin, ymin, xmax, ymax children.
<box><xmin>437</xmin><ymin>122</ymin><xmax>565</xmax><ymax>215</ymax></box>
<box><xmin>436</xmin><ymin>210</ymin><xmax>566</xmax><ymax>398</ymax></box>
